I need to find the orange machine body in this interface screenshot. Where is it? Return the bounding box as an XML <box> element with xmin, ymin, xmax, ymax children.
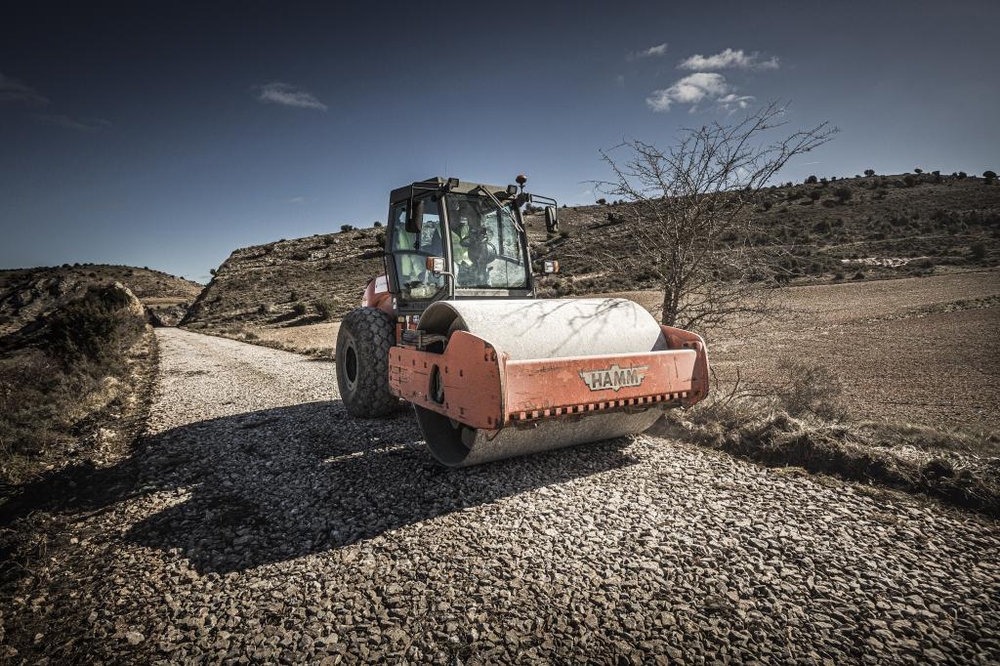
<box><xmin>388</xmin><ymin>326</ymin><xmax>708</xmax><ymax>432</ymax></box>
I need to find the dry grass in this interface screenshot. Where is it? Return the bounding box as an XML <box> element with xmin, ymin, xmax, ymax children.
<box><xmin>659</xmin><ymin>357</ymin><xmax>1000</xmax><ymax>517</ymax></box>
<box><xmin>0</xmin><ymin>285</ymin><xmax>151</xmax><ymax>485</ymax></box>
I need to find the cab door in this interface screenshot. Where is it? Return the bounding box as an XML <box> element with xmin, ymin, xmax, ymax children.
<box><xmin>386</xmin><ymin>196</ymin><xmax>450</xmax><ymax>312</ymax></box>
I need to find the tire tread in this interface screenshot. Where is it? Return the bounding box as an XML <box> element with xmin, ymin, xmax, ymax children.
<box><xmin>336</xmin><ymin>307</ymin><xmax>399</xmax><ymax>417</ymax></box>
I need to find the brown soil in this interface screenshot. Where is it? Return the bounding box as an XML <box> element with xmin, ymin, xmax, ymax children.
<box><xmin>702</xmin><ymin>270</ymin><xmax>1000</xmax><ymax>430</ymax></box>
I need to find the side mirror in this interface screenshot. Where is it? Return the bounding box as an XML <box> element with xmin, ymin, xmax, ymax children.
<box><xmin>543</xmin><ymin>260</ymin><xmax>560</xmax><ymax>275</ymax></box>
<box><xmin>544</xmin><ymin>205</ymin><xmax>559</xmax><ymax>233</ymax></box>
<box><xmin>406</xmin><ymin>199</ymin><xmax>424</xmax><ymax>233</ymax></box>
<box><xmin>425</xmin><ymin>256</ymin><xmax>446</xmax><ymax>274</ymax></box>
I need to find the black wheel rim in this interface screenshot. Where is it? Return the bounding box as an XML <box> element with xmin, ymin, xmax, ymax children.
<box><xmin>344</xmin><ymin>344</ymin><xmax>358</xmax><ymax>390</ymax></box>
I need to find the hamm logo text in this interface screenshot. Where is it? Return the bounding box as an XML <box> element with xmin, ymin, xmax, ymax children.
<box><xmin>579</xmin><ymin>364</ymin><xmax>649</xmax><ymax>392</ymax></box>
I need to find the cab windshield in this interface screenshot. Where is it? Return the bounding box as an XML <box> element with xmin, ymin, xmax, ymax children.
<box><xmin>446</xmin><ymin>193</ymin><xmax>529</xmax><ymax>290</ymax></box>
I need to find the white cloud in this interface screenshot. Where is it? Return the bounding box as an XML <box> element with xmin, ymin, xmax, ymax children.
<box><xmin>646</xmin><ymin>72</ymin><xmax>730</xmax><ymax>112</ymax></box>
<box><xmin>615</xmin><ymin>74</ymin><xmax>625</xmax><ymax>87</ymax></box>
<box><xmin>678</xmin><ymin>48</ymin><xmax>779</xmax><ymax>71</ymax></box>
<box><xmin>717</xmin><ymin>93</ymin><xmax>755</xmax><ymax>112</ymax></box>
<box><xmin>34</xmin><ymin>114</ymin><xmax>112</xmax><ymax>131</ymax></box>
<box><xmin>256</xmin><ymin>82</ymin><xmax>328</xmax><ymax>111</ymax></box>
<box><xmin>0</xmin><ymin>73</ymin><xmax>49</xmax><ymax>106</ymax></box>
<box><xmin>629</xmin><ymin>42</ymin><xmax>667</xmax><ymax>60</ymax></box>
<box><xmin>641</xmin><ymin>42</ymin><xmax>668</xmax><ymax>57</ymax></box>
<box><xmin>288</xmin><ymin>196</ymin><xmax>306</xmax><ymax>204</ymax></box>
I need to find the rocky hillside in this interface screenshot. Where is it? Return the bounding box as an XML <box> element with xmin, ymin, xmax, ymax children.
<box><xmin>530</xmin><ymin>172</ymin><xmax>1000</xmax><ymax>296</ymax></box>
<box><xmin>183</xmin><ymin>173</ymin><xmax>1000</xmax><ymax>331</ymax></box>
<box><xmin>0</xmin><ymin>264</ymin><xmax>202</xmax><ymax>335</ymax></box>
<box><xmin>181</xmin><ymin>228</ymin><xmax>385</xmax><ymax>330</ymax></box>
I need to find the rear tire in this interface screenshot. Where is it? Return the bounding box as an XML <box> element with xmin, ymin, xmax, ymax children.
<box><xmin>336</xmin><ymin>307</ymin><xmax>399</xmax><ymax>417</ymax></box>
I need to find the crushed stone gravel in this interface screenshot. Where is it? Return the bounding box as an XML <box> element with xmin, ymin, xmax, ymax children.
<box><xmin>3</xmin><ymin>327</ymin><xmax>998</xmax><ymax>663</ymax></box>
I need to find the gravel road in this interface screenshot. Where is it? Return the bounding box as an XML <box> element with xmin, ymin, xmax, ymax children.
<box><xmin>4</xmin><ymin>327</ymin><xmax>999</xmax><ymax>664</ymax></box>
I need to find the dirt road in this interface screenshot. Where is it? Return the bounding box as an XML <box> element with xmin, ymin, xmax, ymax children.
<box><xmin>3</xmin><ymin>328</ymin><xmax>999</xmax><ymax>663</ymax></box>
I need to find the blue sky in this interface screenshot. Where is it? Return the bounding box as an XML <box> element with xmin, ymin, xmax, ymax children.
<box><xmin>2</xmin><ymin>0</ymin><xmax>997</xmax><ymax>283</ymax></box>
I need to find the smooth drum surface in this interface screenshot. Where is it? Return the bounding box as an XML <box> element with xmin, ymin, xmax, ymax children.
<box><xmin>418</xmin><ymin>298</ymin><xmax>667</xmax><ymax>360</ymax></box>
<box><xmin>416</xmin><ymin>299</ymin><xmax>667</xmax><ymax>467</ymax></box>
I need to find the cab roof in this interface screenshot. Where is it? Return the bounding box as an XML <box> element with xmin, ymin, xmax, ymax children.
<box><xmin>389</xmin><ymin>177</ymin><xmax>516</xmax><ymax>205</ymax></box>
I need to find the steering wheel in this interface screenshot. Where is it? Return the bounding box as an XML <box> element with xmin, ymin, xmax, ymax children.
<box><xmin>467</xmin><ymin>238</ymin><xmax>497</xmax><ymax>265</ymax></box>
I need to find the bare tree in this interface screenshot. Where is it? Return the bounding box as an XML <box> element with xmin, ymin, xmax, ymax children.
<box><xmin>594</xmin><ymin>102</ymin><xmax>836</xmax><ymax>335</ymax></box>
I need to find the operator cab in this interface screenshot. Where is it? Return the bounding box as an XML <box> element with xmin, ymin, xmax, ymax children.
<box><xmin>384</xmin><ymin>177</ymin><xmax>557</xmax><ymax>315</ymax></box>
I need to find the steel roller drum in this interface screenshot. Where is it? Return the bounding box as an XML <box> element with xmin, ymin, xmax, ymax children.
<box><xmin>414</xmin><ymin>298</ymin><xmax>668</xmax><ymax>466</ymax></box>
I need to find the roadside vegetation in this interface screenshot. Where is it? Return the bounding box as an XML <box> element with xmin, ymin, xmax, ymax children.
<box><xmin>660</xmin><ymin>360</ymin><xmax>1000</xmax><ymax>518</ymax></box>
<box><xmin>0</xmin><ymin>284</ymin><xmax>152</xmax><ymax>485</ymax></box>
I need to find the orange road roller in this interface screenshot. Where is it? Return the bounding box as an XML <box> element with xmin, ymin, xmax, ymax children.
<box><xmin>336</xmin><ymin>176</ymin><xmax>709</xmax><ymax>466</ymax></box>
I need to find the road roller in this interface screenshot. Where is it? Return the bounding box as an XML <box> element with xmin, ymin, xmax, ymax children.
<box><xmin>336</xmin><ymin>176</ymin><xmax>709</xmax><ymax>466</ymax></box>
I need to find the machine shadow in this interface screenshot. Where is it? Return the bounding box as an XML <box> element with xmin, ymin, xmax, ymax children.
<box><xmin>112</xmin><ymin>401</ymin><xmax>640</xmax><ymax>574</ymax></box>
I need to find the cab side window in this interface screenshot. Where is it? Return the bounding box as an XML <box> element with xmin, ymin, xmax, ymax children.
<box><xmin>389</xmin><ymin>198</ymin><xmax>445</xmax><ymax>301</ymax></box>
<box><xmin>390</xmin><ymin>202</ymin><xmax>411</xmax><ymax>250</ymax></box>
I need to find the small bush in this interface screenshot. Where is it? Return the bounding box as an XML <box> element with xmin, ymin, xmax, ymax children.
<box><xmin>314</xmin><ymin>299</ymin><xmax>335</xmax><ymax>320</ymax></box>
<box><xmin>970</xmin><ymin>242</ymin><xmax>987</xmax><ymax>260</ymax></box>
<box><xmin>292</xmin><ymin>302</ymin><xmax>308</xmax><ymax>317</ymax></box>
<box><xmin>774</xmin><ymin>359</ymin><xmax>846</xmax><ymax>420</ymax></box>
<box><xmin>45</xmin><ymin>285</ymin><xmax>145</xmax><ymax>369</ymax></box>
<box><xmin>340</xmin><ymin>224</ymin><xmax>356</xmax><ymax>233</ymax></box>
